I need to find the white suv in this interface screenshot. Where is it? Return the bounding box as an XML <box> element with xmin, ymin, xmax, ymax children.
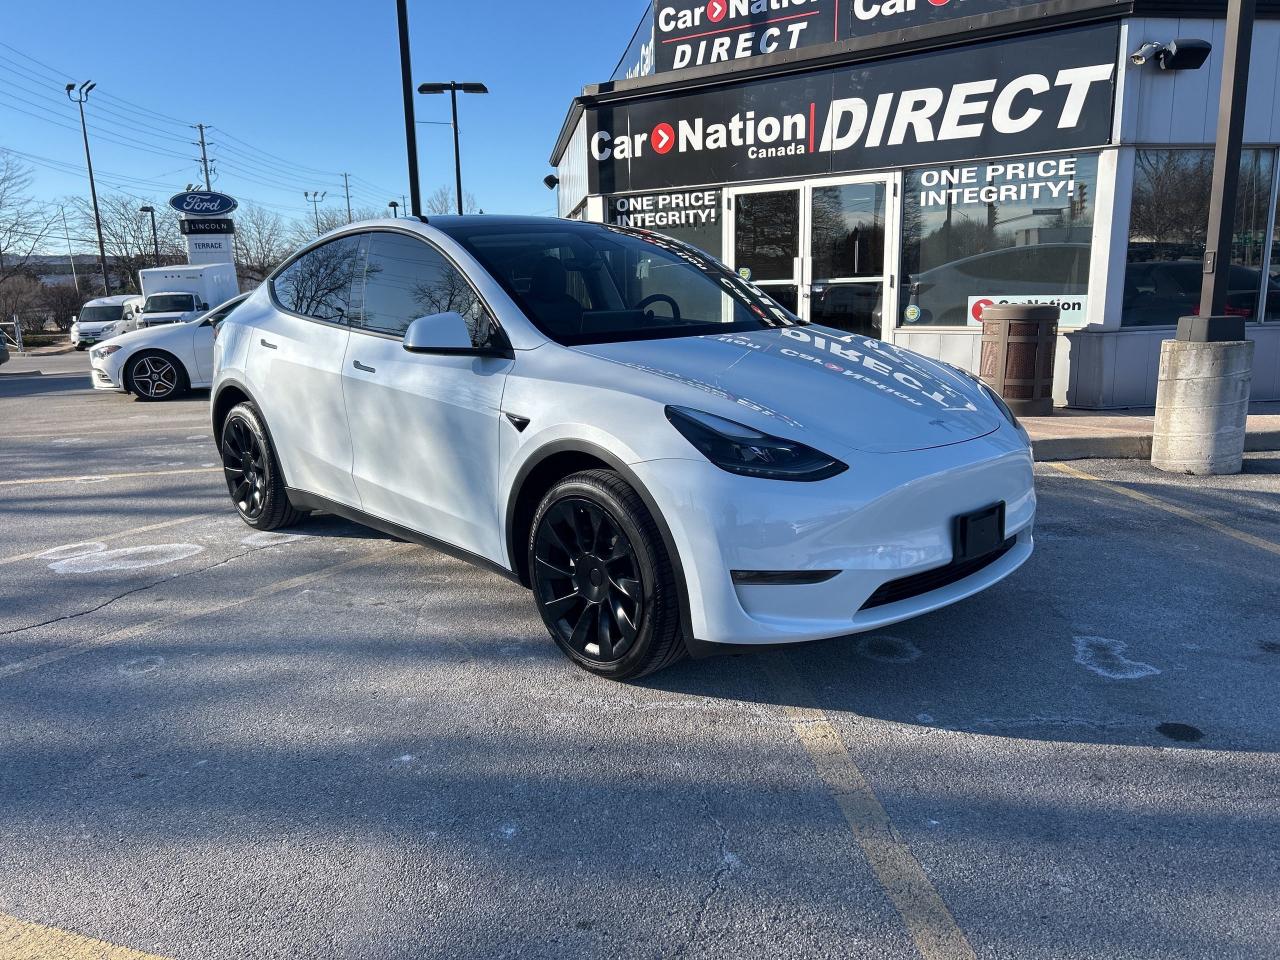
<box><xmin>212</xmin><ymin>217</ymin><xmax>1034</xmax><ymax>678</ymax></box>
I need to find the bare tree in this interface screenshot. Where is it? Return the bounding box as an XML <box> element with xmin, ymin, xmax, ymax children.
<box><xmin>40</xmin><ymin>282</ymin><xmax>86</xmax><ymax>331</ymax></box>
<box><xmin>71</xmin><ymin>193</ymin><xmax>184</xmax><ymax>292</ymax></box>
<box><xmin>233</xmin><ymin>203</ymin><xmax>290</xmax><ymax>284</ymax></box>
<box><xmin>0</xmin><ymin>151</ymin><xmax>54</xmax><ymax>287</ymax></box>
<box><xmin>424</xmin><ymin>186</ymin><xmax>480</xmax><ymax>215</ymax></box>
<box><xmin>0</xmin><ymin>274</ymin><xmax>45</xmax><ymax>333</ymax></box>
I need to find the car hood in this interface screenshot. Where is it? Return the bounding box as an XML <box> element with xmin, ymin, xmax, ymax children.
<box><xmin>573</xmin><ymin>326</ymin><xmax>1002</xmax><ymax>454</ymax></box>
<box><xmin>110</xmin><ymin>323</ymin><xmax>193</xmax><ymax>350</ymax></box>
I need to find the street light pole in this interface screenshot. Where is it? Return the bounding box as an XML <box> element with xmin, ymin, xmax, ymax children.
<box><xmin>418</xmin><ymin>81</ymin><xmax>488</xmax><ymax>215</ymax></box>
<box><xmin>1199</xmin><ymin>0</ymin><xmax>1257</xmax><ymax>319</ymax></box>
<box><xmin>388</xmin><ymin>200</ymin><xmax>400</xmax><ymax>218</ymax></box>
<box><xmin>139</xmin><ymin>205</ymin><xmax>160</xmax><ymax>268</ymax></box>
<box><xmin>67</xmin><ymin>81</ymin><xmax>111</xmax><ymax>295</ymax></box>
<box><xmin>396</xmin><ymin>0</ymin><xmax>423</xmax><ymax>218</ymax></box>
<box><xmin>304</xmin><ymin>191</ymin><xmax>326</xmax><ymax>236</ymax></box>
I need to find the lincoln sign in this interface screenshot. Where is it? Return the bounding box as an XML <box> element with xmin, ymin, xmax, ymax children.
<box><xmin>589</xmin><ymin>24</ymin><xmax>1118</xmax><ymax>193</ymax></box>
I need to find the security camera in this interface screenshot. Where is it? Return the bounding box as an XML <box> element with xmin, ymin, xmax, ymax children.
<box><xmin>543</xmin><ymin>175</ymin><xmax>559</xmax><ymax>191</ymax></box>
<box><xmin>1130</xmin><ymin>41</ymin><xmax>1165</xmax><ymax>66</ymax></box>
<box><xmin>1130</xmin><ymin>38</ymin><xmax>1211</xmax><ymax>70</ymax></box>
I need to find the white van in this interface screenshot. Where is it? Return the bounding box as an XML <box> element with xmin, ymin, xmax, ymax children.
<box><xmin>70</xmin><ymin>295</ymin><xmax>135</xmax><ymax>350</ymax></box>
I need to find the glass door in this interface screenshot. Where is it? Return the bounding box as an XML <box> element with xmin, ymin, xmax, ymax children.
<box><xmin>804</xmin><ymin>175</ymin><xmax>896</xmax><ymax>338</ymax></box>
<box><xmin>724</xmin><ymin>185</ymin><xmax>801</xmax><ymax>314</ymax></box>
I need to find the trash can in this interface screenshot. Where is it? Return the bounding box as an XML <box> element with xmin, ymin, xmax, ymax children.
<box><xmin>978</xmin><ymin>304</ymin><xmax>1060</xmax><ymax>417</ymax></box>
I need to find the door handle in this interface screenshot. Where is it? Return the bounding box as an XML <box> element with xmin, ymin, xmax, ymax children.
<box><xmin>352</xmin><ymin>360</ymin><xmax>376</xmax><ymax>373</ymax></box>
<box><xmin>259</xmin><ymin>338</ymin><xmax>277</xmax><ymax>350</ymax></box>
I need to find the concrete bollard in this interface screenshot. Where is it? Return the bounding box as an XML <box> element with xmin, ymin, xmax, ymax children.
<box><xmin>1150</xmin><ymin>317</ymin><xmax>1253</xmax><ymax>476</ymax></box>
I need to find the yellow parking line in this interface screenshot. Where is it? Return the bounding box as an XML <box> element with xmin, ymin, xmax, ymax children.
<box><xmin>0</xmin><ymin>467</ymin><xmax>221</xmax><ymax>488</ymax></box>
<box><xmin>0</xmin><ymin>543</ymin><xmax>415</xmax><ymax>681</ymax></box>
<box><xmin>765</xmin><ymin>653</ymin><xmax>977</xmax><ymax>960</ymax></box>
<box><xmin>0</xmin><ymin>513</ymin><xmax>213</xmax><ymax>568</ymax></box>
<box><xmin>1047</xmin><ymin>461</ymin><xmax>1280</xmax><ymax>557</ymax></box>
<box><xmin>0</xmin><ymin>912</ymin><xmax>171</xmax><ymax>960</ymax></box>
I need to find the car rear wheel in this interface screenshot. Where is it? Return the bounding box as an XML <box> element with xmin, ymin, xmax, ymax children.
<box><xmin>529</xmin><ymin>469</ymin><xmax>685</xmax><ymax>680</ymax></box>
<box><xmin>126</xmin><ymin>351</ymin><xmax>188</xmax><ymax>402</ymax></box>
<box><xmin>220</xmin><ymin>401</ymin><xmax>303</xmax><ymax>530</ymax></box>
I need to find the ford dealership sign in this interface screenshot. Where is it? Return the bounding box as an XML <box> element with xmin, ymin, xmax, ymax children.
<box><xmin>168</xmin><ymin>191</ymin><xmax>238</xmax><ymax>217</ymax></box>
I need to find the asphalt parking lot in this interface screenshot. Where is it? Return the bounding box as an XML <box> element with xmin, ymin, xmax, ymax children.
<box><xmin>2</xmin><ymin>355</ymin><xmax>1278</xmax><ymax>960</ymax></box>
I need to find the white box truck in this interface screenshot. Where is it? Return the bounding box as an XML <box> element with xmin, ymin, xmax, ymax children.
<box><xmin>136</xmin><ymin>263</ymin><xmax>239</xmax><ymax>328</ymax></box>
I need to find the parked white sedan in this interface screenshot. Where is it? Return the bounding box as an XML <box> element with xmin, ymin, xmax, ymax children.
<box><xmin>91</xmin><ymin>293</ymin><xmax>247</xmax><ymax>401</ymax></box>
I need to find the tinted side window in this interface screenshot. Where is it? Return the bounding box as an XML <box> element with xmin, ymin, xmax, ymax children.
<box><xmin>360</xmin><ymin>232</ymin><xmax>496</xmax><ymax>346</ymax></box>
<box><xmin>273</xmin><ymin>234</ymin><xmax>365</xmax><ymax>322</ymax></box>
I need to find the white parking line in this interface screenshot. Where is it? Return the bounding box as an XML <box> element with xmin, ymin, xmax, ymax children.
<box><xmin>0</xmin><ymin>467</ymin><xmax>221</xmax><ymax>487</ymax></box>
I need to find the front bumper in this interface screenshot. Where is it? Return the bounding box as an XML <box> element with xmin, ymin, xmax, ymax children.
<box><xmin>90</xmin><ymin>356</ymin><xmax>125</xmax><ymax>392</ymax></box>
<box><xmin>631</xmin><ymin>426</ymin><xmax>1036</xmax><ymax>646</ymax></box>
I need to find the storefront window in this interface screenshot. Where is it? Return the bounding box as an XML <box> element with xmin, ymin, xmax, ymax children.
<box><xmin>1123</xmin><ymin>148</ymin><xmax>1275</xmax><ymax>326</ymax></box>
<box><xmin>607</xmin><ymin>190</ymin><xmax>722</xmax><ymax>260</ymax></box>
<box><xmin>900</xmin><ymin>154</ymin><xmax>1098</xmax><ymax>328</ymax></box>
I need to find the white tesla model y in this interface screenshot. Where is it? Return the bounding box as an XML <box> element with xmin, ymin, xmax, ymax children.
<box><xmin>212</xmin><ymin>217</ymin><xmax>1034</xmax><ymax>679</ymax></box>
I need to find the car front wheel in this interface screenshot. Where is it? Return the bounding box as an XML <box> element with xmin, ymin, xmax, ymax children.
<box><xmin>126</xmin><ymin>351</ymin><xmax>188</xmax><ymax>401</ymax></box>
<box><xmin>529</xmin><ymin>469</ymin><xmax>685</xmax><ymax>680</ymax></box>
<box><xmin>220</xmin><ymin>402</ymin><xmax>303</xmax><ymax>530</ymax></box>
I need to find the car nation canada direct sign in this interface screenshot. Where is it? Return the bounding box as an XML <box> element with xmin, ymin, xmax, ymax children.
<box><xmin>589</xmin><ymin>23</ymin><xmax>1119</xmax><ymax>194</ymax></box>
<box><xmin>168</xmin><ymin>191</ymin><xmax>239</xmax><ymax>217</ymax></box>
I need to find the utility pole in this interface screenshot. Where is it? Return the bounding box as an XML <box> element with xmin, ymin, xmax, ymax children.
<box><xmin>342</xmin><ymin>173</ymin><xmax>353</xmax><ymax>223</ymax></box>
<box><xmin>396</xmin><ymin>0</ymin><xmax>423</xmax><ymax>218</ymax></box>
<box><xmin>66</xmin><ymin>81</ymin><xmax>110</xmax><ymax>295</ymax></box>
<box><xmin>304</xmin><ymin>191</ymin><xmax>327</xmax><ymax>236</ymax></box>
<box><xmin>139</xmin><ymin>205</ymin><xmax>160</xmax><ymax>268</ymax></box>
<box><xmin>194</xmin><ymin>123</ymin><xmax>213</xmax><ymax>190</ymax></box>
<box><xmin>59</xmin><ymin>206</ymin><xmax>80</xmax><ymax>296</ymax></box>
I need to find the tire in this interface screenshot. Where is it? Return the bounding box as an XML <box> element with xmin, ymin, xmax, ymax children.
<box><xmin>126</xmin><ymin>351</ymin><xmax>189</xmax><ymax>402</ymax></box>
<box><xmin>74</xmin><ymin>343</ymin><xmax>86</xmax><ymax>351</ymax></box>
<box><xmin>529</xmin><ymin>469</ymin><xmax>685</xmax><ymax>680</ymax></box>
<box><xmin>219</xmin><ymin>401</ymin><xmax>304</xmax><ymax>531</ymax></box>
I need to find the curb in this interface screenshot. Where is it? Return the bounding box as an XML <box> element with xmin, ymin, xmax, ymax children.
<box><xmin>1034</xmin><ymin>430</ymin><xmax>1280</xmax><ymax>462</ymax></box>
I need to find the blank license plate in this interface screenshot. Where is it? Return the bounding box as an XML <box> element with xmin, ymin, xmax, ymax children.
<box><xmin>953</xmin><ymin>503</ymin><xmax>1006</xmax><ymax>563</ymax></box>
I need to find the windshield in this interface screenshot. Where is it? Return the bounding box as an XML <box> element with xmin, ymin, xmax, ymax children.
<box><xmin>144</xmin><ymin>294</ymin><xmax>195</xmax><ymax>313</ymax></box>
<box><xmin>78</xmin><ymin>305</ymin><xmax>123</xmax><ymax>324</ymax></box>
<box><xmin>444</xmin><ymin>221</ymin><xmax>804</xmax><ymax>345</ymax></box>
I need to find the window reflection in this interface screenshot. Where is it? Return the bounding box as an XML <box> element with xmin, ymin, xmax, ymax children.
<box><xmin>900</xmin><ymin>155</ymin><xmax>1096</xmax><ymax>328</ymax></box>
<box><xmin>273</xmin><ymin>235</ymin><xmax>364</xmax><ymax>322</ymax></box>
<box><xmin>1124</xmin><ymin>148</ymin><xmax>1276</xmax><ymax>326</ymax></box>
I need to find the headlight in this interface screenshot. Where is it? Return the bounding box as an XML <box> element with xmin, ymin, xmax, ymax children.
<box><xmin>92</xmin><ymin>344</ymin><xmax>122</xmax><ymax>360</ymax></box>
<box><xmin>665</xmin><ymin>406</ymin><xmax>847</xmax><ymax>481</ymax></box>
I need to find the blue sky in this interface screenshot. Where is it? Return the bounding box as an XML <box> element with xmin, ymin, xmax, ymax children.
<box><xmin>0</xmin><ymin>0</ymin><xmax>648</xmax><ymax>231</ymax></box>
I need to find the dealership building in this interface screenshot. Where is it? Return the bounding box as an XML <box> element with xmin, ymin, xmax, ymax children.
<box><xmin>549</xmin><ymin>0</ymin><xmax>1280</xmax><ymax>407</ymax></box>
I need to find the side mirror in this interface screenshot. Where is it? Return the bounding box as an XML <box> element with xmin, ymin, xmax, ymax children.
<box><xmin>403</xmin><ymin>311</ymin><xmax>511</xmax><ymax>358</ymax></box>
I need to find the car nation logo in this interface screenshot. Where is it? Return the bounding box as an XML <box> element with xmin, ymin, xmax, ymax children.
<box><xmin>656</xmin><ymin>0</ymin><xmax>835</xmax><ymax>71</ymax></box>
<box><xmin>591</xmin><ymin>64</ymin><xmax>1114</xmax><ymax>163</ymax></box>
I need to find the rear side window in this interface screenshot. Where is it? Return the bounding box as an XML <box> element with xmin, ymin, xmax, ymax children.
<box><xmin>358</xmin><ymin>231</ymin><xmax>496</xmax><ymax>346</ymax></box>
<box><xmin>273</xmin><ymin>234</ymin><xmax>366</xmax><ymax>323</ymax></box>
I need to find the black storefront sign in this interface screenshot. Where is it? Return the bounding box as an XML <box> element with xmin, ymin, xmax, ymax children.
<box><xmin>652</xmin><ymin>0</ymin><xmax>1049</xmax><ymax>75</ymax></box>
<box><xmin>655</xmin><ymin>0</ymin><xmax>839</xmax><ymax>73</ymax></box>
<box><xmin>179</xmin><ymin>218</ymin><xmax>235</xmax><ymax>235</ymax></box>
<box><xmin>608</xmin><ymin>189</ymin><xmax>721</xmax><ymax>229</ymax></box>
<box><xmin>590</xmin><ymin>23</ymin><xmax>1119</xmax><ymax>194</ymax></box>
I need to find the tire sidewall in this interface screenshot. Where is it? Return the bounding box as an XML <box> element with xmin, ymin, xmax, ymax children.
<box><xmin>529</xmin><ymin>475</ymin><xmax>671</xmax><ymax>680</ymax></box>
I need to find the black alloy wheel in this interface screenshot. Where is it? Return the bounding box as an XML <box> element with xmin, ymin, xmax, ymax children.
<box><xmin>128</xmin><ymin>353</ymin><xmax>185</xmax><ymax>401</ymax></box>
<box><xmin>534</xmin><ymin>497</ymin><xmax>645</xmax><ymax>663</ymax></box>
<box><xmin>529</xmin><ymin>470</ymin><xmax>685</xmax><ymax>679</ymax></box>
<box><xmin>222</xmin><ymin>415</ymin><xmax>268</xmax><ymax>521</ymax></box>
<box><xmin>219</xmin><ymin>402</ymin><xmax>302</xmax><ymax>531</ymax></box>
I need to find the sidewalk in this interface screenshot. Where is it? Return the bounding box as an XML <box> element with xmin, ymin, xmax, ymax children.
<box><xmin>1024</xmin><ymin>401</ymin><xmax>1280</xmax><ymax>461</ymax></box>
